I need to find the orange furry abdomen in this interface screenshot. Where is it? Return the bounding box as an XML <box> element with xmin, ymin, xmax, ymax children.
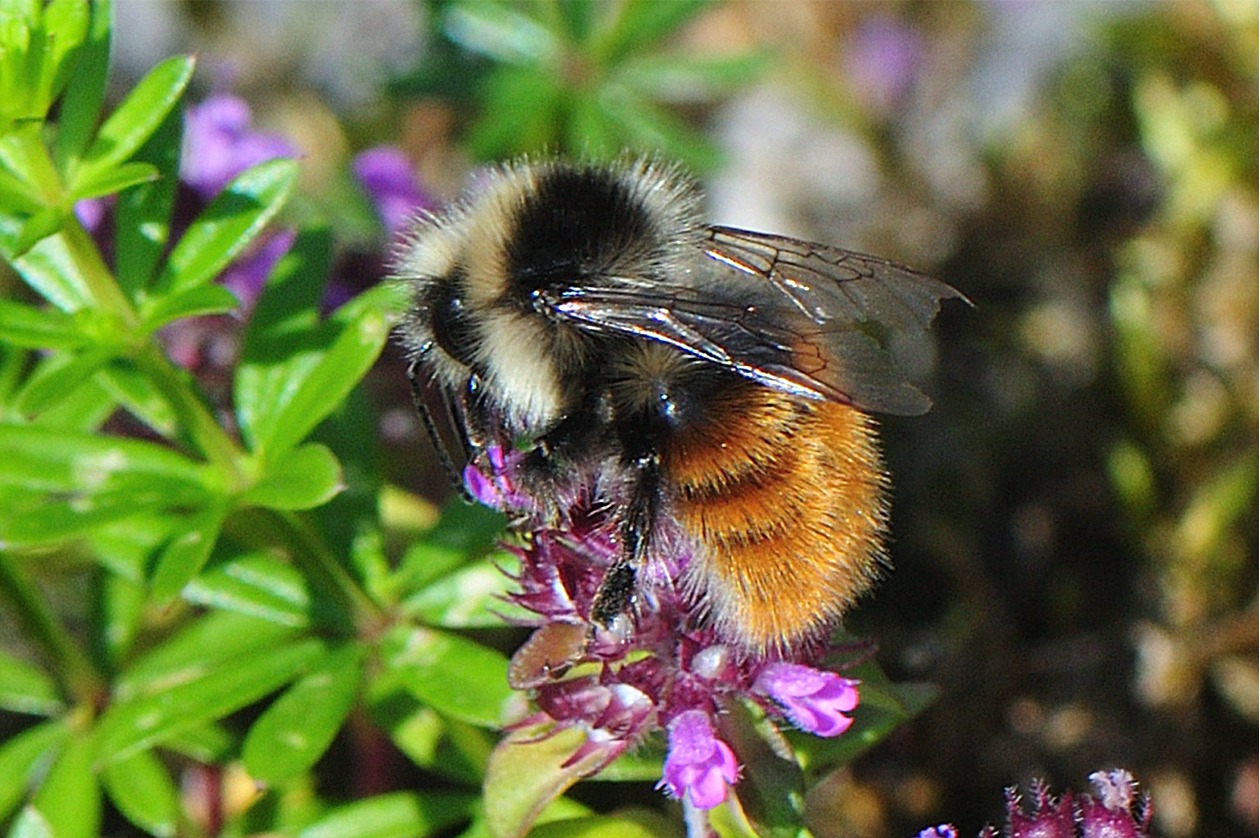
<box><xmin>662</xmin><ymin>383</ymin><xmax>888</xmax><ymax>655</ymax></box>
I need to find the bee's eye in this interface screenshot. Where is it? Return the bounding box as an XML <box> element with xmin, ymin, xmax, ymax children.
<box><xmin>429</xmin><ymin>278</ymin><xmax>480</xmax><ymax>366</ymax></box>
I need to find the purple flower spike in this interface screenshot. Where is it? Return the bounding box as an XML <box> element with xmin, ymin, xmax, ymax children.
<box><xmin>1080</xmin><ymin>770</ymin><xmax>1151</xmax><ymax>838</ymax></box>
<box><xmin>660</xmin><ymin>710</ymin><xmax>739</xmax><ymax>810</ymax></box>
<box><xmin>182</xmin><ymin>95</ymin><xmax>297</xmax><ymax>199</ymax></box>
<box><xmin>352</xmin><ymin>146</ymin><xmax>432</xmax><ymax>236</ymax></box>
<box><xmin>753</xmin><ymin>662</ymin><xmax>859</xmax><ymax>737</ymax></box>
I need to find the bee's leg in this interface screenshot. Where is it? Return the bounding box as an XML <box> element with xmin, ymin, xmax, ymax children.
<box><xmin>590</xmin><ymin>450</ymin><xmax>660</xmax><ymax>628</ymax></box>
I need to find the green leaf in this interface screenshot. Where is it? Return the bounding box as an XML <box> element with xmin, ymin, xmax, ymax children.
<box><xmin>400</xmin><ymin>554</ymin><xmax>524</xmax><ymax>628</ymax></box>
<box><xmin>90</xmin><ymin>570</ymin><xmax>146</xmax><ymax>671</ymax></box>
<box><xmin>31</xmin><ymin>734</ymin><xmax>99</xmax><ymax>838</ymax></box>
<box><xmin>384</xmin><ymin>626</ymin><xmax>520</xmax><ymax>729</ymax></box>
<box><xmin>243</xmin><ymin>643</ymin><xmax>364</xmax><ymax>783</ymax></box>
<box><xmin>73</xmin><ymin>55</ymin><xmax>194</xmax><ymax>189</ymax></box>
<box><xmin>237</xmin><ymin>282</ymin><xmax>397</xmax><ymax>457</ymax></box>
<box><xmin>114</xmin><ymin>103</ymin><xmax>182</xmax><ymax>295</ymax></box>
<box><xmin>0</xmin><ymin>651</ymin><xmax>63</xmax><ymax>716</ymax></box>
<box><xmin>101</xmin><ymin>748</ymin><xmax>180</xmax><ymax>838</ymax></box>
<box><xmin>52</xmin><ymin>0</ymin><xmax>112</xmax><ymax>171</ymax></box>
<box><xmin>0</xmin><ymin>163</ymin><xmax>43</xmax><ymax>214</ymax></box>
<box><xmin>7</xmin><ymin>807</ymin><xmax>53</xmax><ymax>838</ymax></box>
<box><xmin>34</xmin><ymin>0</ymin><xmax>90</xmax><ymax>112</ymax></box>
<box><xmin>298</xmin><ymin>791</ymin><xmax>475</xmax><ymax>838</ymax></box>
<box><xmin>139</xmin><ymin>283</ymin><xmax>240</xmax><ymax>331</ymax></box>
<box><xmin>483</xmin><ymin>726</ymin><xmax>613</xmax><ymax>838</ymax></box>
<box><xmin>114</xmin><ymin>609</ymin><xmax>301</xmax><ymax>701</ymax></box>
<box><xmin>594</xmin><ymin>0</ymin><xmax>709</xmax><ymax>62</ymax></box>
<box><xmin>719</xmin><ymin>701</ymin><xmax>806</xmax><ymax>838</ymax></box>
<box><xmin>615</xmin><ymin>52</ymin><xmax>772</xmax><ymax>102</ymax></box>
<box><xmin>67</xmin><ymin>160</ymin><xmax>157</xmax><ymax>201</ymax></box>
<box><xmin>0</xmin><ymin>492</ymin><xmax>169</xmax><ymax>546</ymax></box>
<box><xmin>467</xmin><ymin>67</ymin><xmax>563</xmax><ymax>159</ymax></box>
<box><xmin>365</xmin><ymin>692</ymin><xmax>488</xmax><ymax>786</ymax></box>
<box><xmin>0</xmin><ymin>299</ymin><xmax>87</xmax><ymax>350</ymax></box>
<box><xmin>158</xmin><ymin>723</ymin><xmax>235</xmax><ymax>764</ymax></box>
<box><xmin>528</xmin><ymin>814</ymin><xmax>676</xmax><ymax>838</ymax></box>
<box><xmin>95</xmin><ymin>362</ymin><xmax>177</xmax><ymax>436</ymax></box>
<box><xmin>13</xmin><ymin>346</ymin><xmax>114</xmax><ymax>416</ymax></box>
<box><xmin>155</xmin><ymin>158</ymin><xmax>298</xmax><ymax>295</ymax></box>
<box><xmin>0</xmin><ymin>720</ymin><xmax>70</xmax><ymax>820</ymax></box>
<box><xmin>149</xmin><ymin>500</ymin><xmax>230</xmax><ymax>601</ymax></box>
<box><xmin>182</xmin><ymin>551</ymin><xmax>312</xmax><ymax>628</ymax></box>
<box><xmin>8</xmin><ymin>229</ymin><xmax>94</xmax><ymax>312</ymax></box>
<box><xmin>242</xmin><ymin>442</ymin><xmax>344</xmax><ymax>511</ymax></box>
<box><xmin>96</xmin><ymin>636</ymin><xmax>325</xmax><ymax>762</ymax></box>
<box><xmin>0</xmin><ymin>422</ymin><xmax>211</xmax><ymax>494</ymax></box>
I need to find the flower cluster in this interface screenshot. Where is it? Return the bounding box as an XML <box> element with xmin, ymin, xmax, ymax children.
<box><xmin>920</xmin><ymin>769</ymin><xmax>1153</xmax><ymax>838</ymax></box>
<box><xmin>468</xmin><ymin>447</ymin><xmax>863</xmax><ymax>812</ymax></box>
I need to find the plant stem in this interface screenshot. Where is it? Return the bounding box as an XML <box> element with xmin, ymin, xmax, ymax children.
<box><xmin>273</xmin><ymin>510</ymin><xmax>385</xmax><ymax>635</ymax></box>
<box><xmin>0</xmin><ymin>555</ymin><xmax>105</xmax><ymax>707</ymax></box>
<box><xmin>133</xmin><ymin>342</ymin><xmax>250</xmax><ymax>486</ymax></box>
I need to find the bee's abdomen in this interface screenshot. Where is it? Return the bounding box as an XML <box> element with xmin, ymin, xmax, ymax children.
<box><xmin>663</xmin><ymin>386</ymin><xmax>888</xmax><ymax>655</ymax></box>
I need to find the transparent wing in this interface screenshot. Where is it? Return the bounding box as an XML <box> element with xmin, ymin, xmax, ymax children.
<box><xmin>548</xmin><ymin>225</ymin><xmax>964</xmax><ymax>415</ymax></box>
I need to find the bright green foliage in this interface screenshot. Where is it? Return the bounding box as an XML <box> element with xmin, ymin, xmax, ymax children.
<box><xmin>0</xmin><ymin>2</ymin><xmax>915</xmax><ymax>837</ymax></box>
<box><xmin>0</xmin><ymin>1</ymin><xmax>521</xmax><ymax>834</ymax></box>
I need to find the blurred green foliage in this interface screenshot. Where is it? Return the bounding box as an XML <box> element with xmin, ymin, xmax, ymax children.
<box><xmin>394</xmin><ymin>0</ymin><xmax>768</xmax><ymax>169</ymax></box>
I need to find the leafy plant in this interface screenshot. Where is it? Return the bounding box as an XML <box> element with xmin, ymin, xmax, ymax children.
<box><xmin>0</xmin><ymin>2</ymin><xmax>932</xmax><ymax>837</ymax></box>
<box><xmin>394</xmin><ymin>0</ymin><xmax>769</xmax><ymax>169</ymax></box>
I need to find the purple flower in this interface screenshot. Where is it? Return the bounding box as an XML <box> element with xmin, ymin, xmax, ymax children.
<box><xmin>753</xmin><ymin>662</ymin><xmax>859</xmax><ymax>737</ymax></box>
<box><xmin>1079</xmin><ymin>770</ymin><xmax>1151</xmax><ymax>838</ymax></box>
<box><xmin>844</xmin><ymin>17</ymin><xmax>923</xmax><ymax>114</ymax></box>
<box><xmin>219</xmin><ymin>228</ymin><xmax>296</xmax><ymax>309</ymax></box>
<box><xmin>933</xmin><ymin>772</ymin><xmax>1153</xmax><ymax>838</ymax></box>
<box><xmin>352</xmin><ymin>146</ymin><xmax>432</xmax><ymax>237</ymax></box>
<box><xmin>659</xmin><ymin>710</ymin><xmax>739</xmax><ymax>810</ymax></box>
<box><xmin>182</xmin><ymin>94</ymin><xmax>297</xmax><ymax>199</ymax></box>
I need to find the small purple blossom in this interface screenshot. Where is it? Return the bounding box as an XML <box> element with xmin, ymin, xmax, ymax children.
<box><xmin>931</xmin><ymin>772</ymin><xmax>1153</xmax><ymax>838</ymax></box>
<box><xmin>918</xmin><ymin>828</ymin><xmax>959</xmax><ymax>838</ymax></box>
<box><xmin>1079</xmin><ymin>770</ymin><xmax>1151</xmax><ymax>838</ymax></box>
<box><xmin>219</xmin><ymin>228</ymin><xmax>296</xmax><ymax>309</ymax></box>
<box><xmin>844</xmin><ymin>17</ymin><xmax>924</xmax><ymax>114</ymax></box>
<box><xmin>182</xmin><ymin>94</ymin><xmax>298</xmax><ymax>199</ymax></box>
<box><xmin>352</xmin><ymin>146</ymin><xmax>432</xmax><ymax>237</ymax></box>
<box><xmin>753</xmin><ymin>662</ymin><xmax>859</xmax><ymax>737</ymax></box>
<box><xmin>659</xmin><ymin>710</ymin><xmax>739</xmax><ymax>810</ymax></box>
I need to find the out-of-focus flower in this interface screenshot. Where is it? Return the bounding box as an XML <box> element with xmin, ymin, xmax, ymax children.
<box><xmin>219</xmin><ymin>227</ymin><xmax>296</xmax><ymax>310</ymax></box>
<box><xmin>932</xmin><ymin>771</ymin><xmax>1152</xmax><ymax>838</ymax></box>
<box><xmin>659</xmin><ymin>710</ymin><xmax>740</xmax><ymax>810</ymax></box>
<box><xmin>182</xmin><ymin>94</ymin><xmax>298</xmax><ymax>199</ymax></box>
<box><xmin>352</xmin><ymin>146</ymin><xmax>432</xmax><ymax>237</ymax></box>
<box><xmin>917</xmin><ymin>828</ymin><xmax>959</xmax><ymax>838</ymax></box>
<box><xmin>843</xmin><ymin>16</ymin><xmax>923</xmax><ymax>115</ymax></box>
<box><xmin>753</xmin><ymin>662</ymin><xmax>859</xmax><ymax>737</ymax></box>
<box><xmin>470</xmin><ymin>446</ymin><xmax>863</xmax><ymax>811</ymax></box>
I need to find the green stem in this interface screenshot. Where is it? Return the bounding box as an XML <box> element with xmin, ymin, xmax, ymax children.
<box><xmin>0</xmin><ymin>555</ymin><xmax>105</xmax><ymax>706</ymax></box>
<box><xmin>273</xmin><ymin>511</ymin><xmax>385</xmax><ymax>635</ymax></box>
<box><xmin>62</xmin><ymin>219</ymin><xmax>137</xmax><ymax>325</ymax></box>
<box><xmin>133</xmin><ymin>342</ymin><xmax>249</xmax><ymax>486</ymax></box>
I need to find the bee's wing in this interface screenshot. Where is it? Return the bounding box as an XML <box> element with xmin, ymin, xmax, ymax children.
<box><xmin>551</xmin><ymin>226</ymin><xmax>964</xmax><ymax>415</ymax></box>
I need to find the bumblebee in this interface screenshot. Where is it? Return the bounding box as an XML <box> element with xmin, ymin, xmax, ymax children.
<box><xmin>396</xmin><ymin>157</ymin><xmax>961</xmax><ymax>656</ymax></box>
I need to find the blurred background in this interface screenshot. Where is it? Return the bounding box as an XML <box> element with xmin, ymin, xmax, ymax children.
<box><xmin>106</xmin><ymin>1</ymin><xmax>1257</xmax><ymax>835</ymax></box>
